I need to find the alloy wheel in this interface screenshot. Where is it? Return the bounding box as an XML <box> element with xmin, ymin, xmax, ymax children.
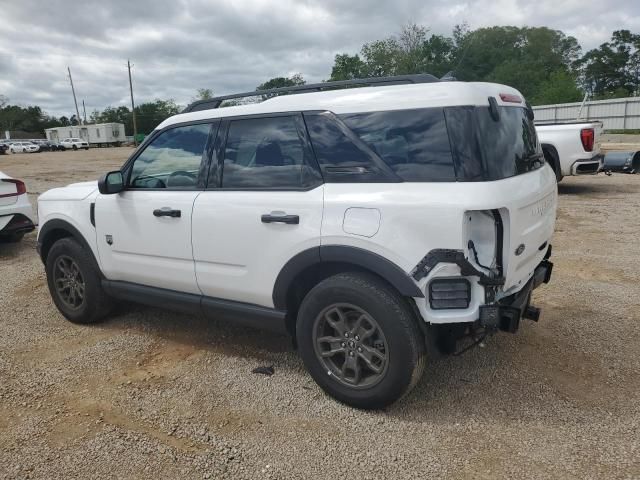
<box><xmin>53</xmin><ymin>255</ymin><xmax>85</xmax><ymax>310</ymax></box>
<box><xmin>312</xmin><ymin>303</ymin><xmax>389</xmax><ymax>389</ymax></box>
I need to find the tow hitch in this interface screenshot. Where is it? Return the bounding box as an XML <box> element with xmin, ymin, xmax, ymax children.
<box><xmin>524</xmin><ymin>305</ymin><xmax>541</xmax><ymax>322</ymax></box>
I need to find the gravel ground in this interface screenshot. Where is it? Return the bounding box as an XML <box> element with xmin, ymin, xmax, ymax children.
<box><xmin>1</xmin><ymin>148</ymin><xmax>639</xmax><ymax>479</ymax></box>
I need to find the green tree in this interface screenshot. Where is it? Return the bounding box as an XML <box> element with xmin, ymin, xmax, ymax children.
<box><xmin>578</xmin><ymin>30</ymin><xmax>640</xmax><ymax>98</ymax></box>
<box><xmin>194</xmin><ymin>88</ymin><xmax>214</xmax><ymax>101</ymax></box>
<box><xmin>256</xmin><ymin>74</ymin><xmax>305</xmax><ymax>91</ymax></box>
<box><xmin>133</xmin><ymin>99</ymin><xmax>181</xmax><ymax>134</ymax></box>
<box><xmin>329</xmin><ymin>54</ymin><xmax>366</xmax><ymax>80</ymax></box>
<box><xmin>530</xmin><ymin>70</ymin><xmax>584</xmax><ymax>105</ymax></box>
<box><xmin>0</xmin><ymin>103</ymin><xmax>64</xmax><ymax>134</ymax></box>
<box><xmin>328</xmin><ymin>24</ymin><xmax>587</xmax><ymax>103</ymax></box>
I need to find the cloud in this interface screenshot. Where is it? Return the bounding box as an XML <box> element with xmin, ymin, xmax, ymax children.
<box><xmin>1</xmin><ymin>0</ymin><xmax>638</xmax><ymax>117</ymax></box>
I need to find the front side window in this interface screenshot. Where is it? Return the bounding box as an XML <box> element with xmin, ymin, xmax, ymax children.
<box><xmin>129</xmin><ymin>123</ymin><xmax>210</xmax><ymax>189</ymax></box>
<box><xmin>221</xmin><ymin>116</ymin><xmax>320</xmax><ymax>189</ymax></box>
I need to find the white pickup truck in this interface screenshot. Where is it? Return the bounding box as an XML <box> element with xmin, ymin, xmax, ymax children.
<box><xmin>535</xmin><ymin>121</ymin><xmax>603</xmax><ymax>181</ymax></box>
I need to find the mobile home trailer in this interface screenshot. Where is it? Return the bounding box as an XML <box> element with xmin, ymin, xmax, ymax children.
<box><xmin>45</xmin><ymin>123</ymin><xmax>125</xmax><ymax>146</ymax></box>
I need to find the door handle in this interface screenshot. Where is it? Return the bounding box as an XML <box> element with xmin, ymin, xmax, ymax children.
<box><xmin>153</xmin><ymin>208</ymin><xmax>181</xmax><ymax>218</ymax></box>
<box><xmin>261</xmin><ymin>213</ymin><xmax>299</xmax><ymax>224</ymax></box>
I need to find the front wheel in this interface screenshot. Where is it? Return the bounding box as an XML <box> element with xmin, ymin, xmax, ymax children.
<box><xmin>45</xmin><ymin>237</ymin><xmax>113</xmax><ymax>324</ymax></box>
<box><xmin>296</xmin><ymin>272</ymin><xmax>426</xmax><ymax>409</ymax></box>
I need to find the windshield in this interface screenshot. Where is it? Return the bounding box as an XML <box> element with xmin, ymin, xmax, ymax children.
<box><xmin>340</xmin><ymin>105</ymin><xmax>542</xmax><ymax>182</ymax></box>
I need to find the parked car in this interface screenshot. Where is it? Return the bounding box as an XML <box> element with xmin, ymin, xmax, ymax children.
<box><xmin>37</xmin><ymin>75</ymin><xmax>556</xmax><ymax>409</ymax></box>
<box><xmin>9</xmin><ymin>141</ymin><xmax>40</xmax><ymax>153</ymax></box>
<box><xmin>0</xmin><ymin>171</ymin><xmax>36</xmax><ymax>242</ymax></box>
<box><xmin>0</xmin><ymin>143</ymin><xmax>7</xmax><ymax>155</ymax></box>
<box><xmin>31</xmin><ymin>139</ymin><xmax>55</xmax><ymax>152</ymax></box>
<box><xmin>536</xmin><ymin>121</ymin><xmax>603</xmax><ymax>182</ymax></box>
<box><xmin>60</xmin><ymin>138</ymin><xmax>89</xmax><ymax>150</ymax></box>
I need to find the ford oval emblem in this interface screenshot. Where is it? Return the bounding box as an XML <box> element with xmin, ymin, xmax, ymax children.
<box><xmin>515</xmin><ymin>243</ymin><xmax>525</xmax><ymax>256</ymax></box>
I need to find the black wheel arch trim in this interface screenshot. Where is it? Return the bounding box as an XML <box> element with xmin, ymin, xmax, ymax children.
<box><xmin>272</xmin><ymin>245</ymin><xmax>424</xmax><ymax>310</ymax></box>
<box><xmin>542</xmin><ymin>143</ymin><xmax>561</xmax><ymax>179</ymax></box>
<box><xmin>37</xmin><ymin>219</ymin><xmax>103</xmax><ymax>277</ymax></box>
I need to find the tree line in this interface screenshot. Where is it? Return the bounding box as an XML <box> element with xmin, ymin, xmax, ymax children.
<box><xmin>2</xmin><ymin>24</ymin><xmax>639</xmax><ymax>136</ymax></box>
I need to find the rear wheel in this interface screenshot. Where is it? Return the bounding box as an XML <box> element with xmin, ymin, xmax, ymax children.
<box><xmin>45</xmin><ymin>238</ymin><xmax>113</xmax><ymax>324</ymax></box>
<box><xmin>296</xmin><ymin>272</ymin><xmax>426</xmax><ymax>409</ymax></box>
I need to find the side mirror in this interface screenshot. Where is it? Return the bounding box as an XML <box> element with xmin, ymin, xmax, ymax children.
<box><xmin>98</xmin><ymin>171</ymin><xmax>124</xmax><ymax>195</ymax></box>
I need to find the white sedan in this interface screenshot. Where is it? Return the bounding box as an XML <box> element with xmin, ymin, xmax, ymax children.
<box><xmin>9</xmin><ymin>141</ymin><xmax>40</xmax><ymax>153</ymax></box>
<box><xmin>60</xmin><ymin>138</ymin><xmax>89</xmax><ymax>150</ymax></box>
<box><xmin>0</xmin><ymin>171</ymin><xmax>36</xmax><ymax>242</ymax></box>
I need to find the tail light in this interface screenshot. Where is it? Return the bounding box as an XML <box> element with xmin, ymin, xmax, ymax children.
<box><xmin>0</xmin><ymin>178</ymin><xmax>27</xmax><ymax>197</ymax></box>
<box><xmin>580</xmin><ymin>128</ymin><xmax>594</xmax><ymax>152</ymax></box>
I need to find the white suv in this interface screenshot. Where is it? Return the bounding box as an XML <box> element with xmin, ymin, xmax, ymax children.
<box><xmin>60</xmin><ymin>138</ymin><xmax>89</xmax><ymax>150</ymax></box>
<box><xmin>37</xmin><ymin>75</ymin><xmax>557</xmax><ymax>408</ymax></box>
<box><xmin>9</xmin><ymin>141</ymin><xmax>40</xmax><ymax>153</ymax></box>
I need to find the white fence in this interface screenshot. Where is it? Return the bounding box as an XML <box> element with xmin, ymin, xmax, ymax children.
<box><xmin>533</xmin><ymin>97</ymin><xmax>640</xmax><ymax>130</ymax></box>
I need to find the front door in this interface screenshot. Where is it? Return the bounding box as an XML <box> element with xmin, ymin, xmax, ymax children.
<box><xmin>192</xmin><ymin>114</ymin><xmax>324</xmax><ymax>308</ymax></box>
<box><xmin>95</xmin><ymin>122</ymin><xmax>215</xmax><ymax>294</ymax></box>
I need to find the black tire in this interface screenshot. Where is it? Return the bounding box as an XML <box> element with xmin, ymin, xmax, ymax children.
<box><xmin>296</xmin><ymin>272</ymin><xmax>426</xmax><ymax>409</ymax></box>
<box><xmin>45</xmin><ymin>237</ymin><xmax>113</xmax><ymax>324</ymax></box>
<box><xmin>72</xmin><ymin>145</ymin><xmax>78</xmax><ymax>151</ymax></box>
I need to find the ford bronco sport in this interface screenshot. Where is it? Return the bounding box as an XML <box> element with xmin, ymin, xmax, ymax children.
<box><xmin>37</xmin><ymin>75</ymin><xmax>556</xmax><ymax>409</ymax></box>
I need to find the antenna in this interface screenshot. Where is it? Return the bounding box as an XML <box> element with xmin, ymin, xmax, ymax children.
<box><xmin>67</xmin><ymin>67</ymin><xmax>82</xmax><ymax>125</ymax></box>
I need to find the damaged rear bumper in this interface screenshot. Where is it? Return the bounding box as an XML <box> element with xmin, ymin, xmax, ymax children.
<box><xmin>479</xmin><ymin>258</ymin><xmax>553</xmax><ymax>333</ymax></box>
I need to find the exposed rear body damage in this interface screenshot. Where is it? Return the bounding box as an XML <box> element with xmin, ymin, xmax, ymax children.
<box><xmin>37</xmin><ymin>75</ymin><xmax>558</xmax><ymax>408</ymax></box>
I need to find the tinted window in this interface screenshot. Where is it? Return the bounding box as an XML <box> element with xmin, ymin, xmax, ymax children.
<box><xmin>473</xmin><ymin>106</ymin><xmax>541</xmax><ymax>179</ymax></box>
<box><xmin>340</xmin><ymin>108</ymin><xmax>456</xmax><ymax>182</ymax></box>
<box><xmin>304</xmin><ymin>112</ymin><xmax>395</xmax><ymax>182</ymax></box>
<box><xmin>129</xmin><ymin>123</ymin><xmax>210</xmax><ymax>189</ymax></box>
<box><xmin>221</xmin><ymin>116</ymin><xmax>319</xmax><ymax>189</ymax></box>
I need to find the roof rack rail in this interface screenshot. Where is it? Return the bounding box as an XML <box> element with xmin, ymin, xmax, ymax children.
<box><xmin>182</xmin><ymin>74</ymin><xmax>440</xmax><ymax>113</ymax></box>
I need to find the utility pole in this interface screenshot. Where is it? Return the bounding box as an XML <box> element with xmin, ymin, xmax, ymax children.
<box><xmin>127</xmin><ymin>60</ymin><xmax>138</xmax><ymax>146</ymax></box>
<box><xmin>82</xmin><ymin>100</ymin><xmax>87</xmax><ymax>124</ymax></box>
<box><xmin>67</xmin><ymin>67</ymin><xmax>82</xmax><ymax>125</ymax></box>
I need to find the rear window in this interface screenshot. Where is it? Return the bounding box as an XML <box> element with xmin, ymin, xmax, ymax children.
<box><xmin>336</xmin><ymin>105</ymin><xmax>541</xmax><ymax>182</ymax></box>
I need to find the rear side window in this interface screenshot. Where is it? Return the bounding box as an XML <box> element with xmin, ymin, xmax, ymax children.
<box><xmin>304</xmin><ymin>112</ymin><xmax>397</xmax><ymax>183</ymax></box>
<box><xmin>221</xmin><ymin>116</ymin><xmax>320</xmax><ymax>189</ymax></box>
<box><xmin>340</xmin><ymin>108</ymin><xmax>456</xmax><ymax>182</ymax></box>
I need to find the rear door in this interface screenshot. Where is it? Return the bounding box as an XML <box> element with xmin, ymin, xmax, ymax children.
<box><xmin>192</xmin><ymin>113</ymin><xmax>324</xmax><ymax>308</ymax></box>
<box><xmin>95</xmin><ymin>122</ymin><xmax>216</xmax><ymax>294</ymax></box>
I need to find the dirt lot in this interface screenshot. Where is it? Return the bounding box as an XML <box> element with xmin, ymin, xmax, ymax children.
<box><xmin>1</xmin><ymin>148</ymin><xmax>639</xmax><ymax>479</ymax></box>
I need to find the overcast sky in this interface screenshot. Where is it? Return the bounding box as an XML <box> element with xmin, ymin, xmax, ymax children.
<box><xmin>1</xmin><ymin>0</ymin><xmax>638</xmax><ymax>117</ymax></box>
